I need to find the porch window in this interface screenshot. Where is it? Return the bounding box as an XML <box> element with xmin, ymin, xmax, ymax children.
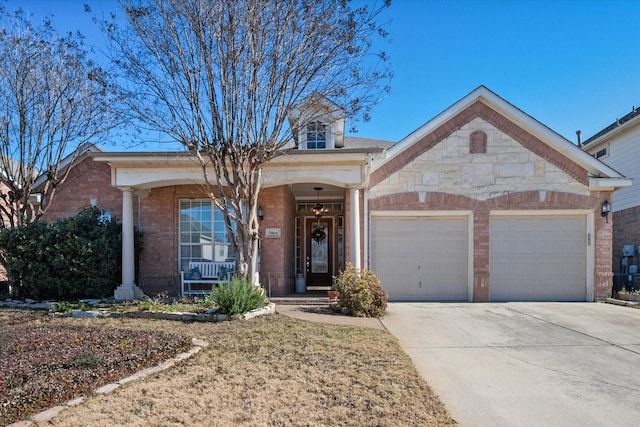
<box><xmin>179</xmin><ymin>199</ymin><xmax>239</xmax><ymax>271</ymax></box>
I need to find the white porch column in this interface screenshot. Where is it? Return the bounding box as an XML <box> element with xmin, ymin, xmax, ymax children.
<box><xmin>114</xmin><ymin>187</ymin><xmax>143</xmax><ymax>301</ymax></box>
<box><xmin>349</xmin><ymin>187</ymin><xmax>361</xmax><ymax>269</ymax></box>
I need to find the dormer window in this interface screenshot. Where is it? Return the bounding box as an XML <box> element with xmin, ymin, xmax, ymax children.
<box><xmin>306</xmin><ymin>121</ymin><xmax>328</xmax><ymax>149</ymax></box>
<box><xmin>289</xmin><ymin>94</ymin><xmax>345</xmax><ymax>150</ymax></box>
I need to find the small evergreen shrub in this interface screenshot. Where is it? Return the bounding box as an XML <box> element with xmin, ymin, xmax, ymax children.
<box><xmin>210</xmin><ymin>276</ymin><xmax>266</xmax><ymax>316</ymax></box>
<box><xmin>332</xmin><ymin>262</ymin><xmax>388</xmax><ymax>318</ymax></box>
<box><xmin>0</xmin><ymin>207</ymin><xmax>142</xmax><ymax>300</ymax></box>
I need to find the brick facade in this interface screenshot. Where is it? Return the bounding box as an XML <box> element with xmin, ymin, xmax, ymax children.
<box><xmin>42</xmin><ymin>157</ymin><xmax>125</xmax><ymax>222</ymax></box>
<box><xmin>136</xmin><ymin>184</ymin><xmax>298</xmax><ymax>296</ymax></box>
<box><xmin>612</xmin><ymin>206</ymin><xmax>640</xmax><ymax>290</ymax></box>
<box><xmin>258</xmin><ymin>186</ymin><xmax>296</xmax><ymax>295</ymax></box>
<box><xmin>41</xmin><ymin>164</ymin><xmax>299</xmax><ymax>296</ymax></box>
<box><xmin>369</xmin><ymin>189</ymin><xmax>613</xmax><ymax>301</ymax></box>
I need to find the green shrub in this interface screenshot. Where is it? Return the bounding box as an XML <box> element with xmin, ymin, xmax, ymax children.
<box><xmin>210</xmin><ymin>276</ymin><xmax>266</xmax><ymax>316</ymax></box>
<box><xmin>0</xmin><ymin>207</ymin><xmax>142</xmax><ymax>300</ymax></box>
<box><xmin>332</xmin><ymin>262</ymin><xmax>388</xmax><ymax>318</ymax></box>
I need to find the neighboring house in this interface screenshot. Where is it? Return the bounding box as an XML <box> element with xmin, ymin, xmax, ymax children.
<box><xmin>43</xmin><ymin>86</ymin><xmax>631</xmax><ymax>301</ymax></box>
<box><xmin>581</xmin><ymin>107</ymin><xmax>640</xmax><ymax>289</ymax></box>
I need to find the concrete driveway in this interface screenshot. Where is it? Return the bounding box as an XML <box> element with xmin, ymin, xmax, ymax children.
<box><xmin>381</xmin><ymin>302</ymin><xmax>640</xmax><ymax>427</ymax></box>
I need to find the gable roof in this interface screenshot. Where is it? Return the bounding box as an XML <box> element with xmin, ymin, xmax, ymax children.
<box><xmin>288</xmin><ymin>93</ymin><xmax>346</xmax><ymax>147</ymax></box>
<box><xmin>33</xmin><ymin>142</ymin><xmax>103</xmax><ymax>189</ymax></box>
<box><xmin>371</xmin><ymin>86</ymin><xmax>629</xmax><ymax>190</ymax></box>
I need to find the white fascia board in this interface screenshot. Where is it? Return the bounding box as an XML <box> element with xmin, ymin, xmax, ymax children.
<box><xmin>583</xmin><ymin>114</ymin><xmax>640</xmax><ymax>151</ymax></box>
<box><xmin>588</xmin><ymin>177</ymin><xmax>633</xmax><ymax>191</ymax></box>
<box><xmin>91</xmin><ymin>152</ymin><xmax>199</xmax><ymax>166</ymax></box>
<box><xmin>271</xmin><ymin>149</ymin><xmax>376</xmax><ymax>165</ymax></box>
<box><xmin>471</xmin><ymin>88</ymin><xmax>626</xmax><ymax>179</ymax></box>
<box><xmin>377</xmin><ymin>86</ymin><xmax>625</xmax><ymax>180</ymax></box>
<box><xmin>382</xmin><ymin>86</ymin><xmax>497</xmax><ymax>162</ymax></box>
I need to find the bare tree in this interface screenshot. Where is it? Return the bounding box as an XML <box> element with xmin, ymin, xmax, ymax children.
<box><xmin>0</xmin><ymin>7</ymin><xmax>120</xmax><ymax>228</ymax></box>
<box><xmin>103</xmin><ymin>0</ymin><xmax>391</xmax><ymax>283</ymax></box>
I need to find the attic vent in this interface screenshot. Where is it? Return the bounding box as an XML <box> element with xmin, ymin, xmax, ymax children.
<box><xmin>469</xmin><ymin>130</ymin><xmax>487</xmax><ymax>154</ymax></box>
<box><xmin>594</xmin><ymin>146</ymin><xmax>609</xmax><ymax>160</ymax></box>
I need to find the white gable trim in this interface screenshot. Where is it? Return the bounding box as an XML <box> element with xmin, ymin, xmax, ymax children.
<box><xmin>377</xmin><ymin>86</ymin><xmax>627</xmax><ymax>182</ymax></box>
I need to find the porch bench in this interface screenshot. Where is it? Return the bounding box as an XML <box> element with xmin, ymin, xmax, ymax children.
<box><xmin>180</xmin><ymin>261</ymin><xmax>236</xmax><ymax>296</ymax></box>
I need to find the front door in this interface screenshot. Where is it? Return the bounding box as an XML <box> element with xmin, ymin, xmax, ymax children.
<box><xmin>306</xmin><ymin>218</ymin><xmax>333</xmax><ymax>287</ymax></box>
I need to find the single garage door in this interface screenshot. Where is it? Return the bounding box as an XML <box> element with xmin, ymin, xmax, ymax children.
<box><xmin>490</xmin><ymin>215</ymin><xmax>587</xmax><ymax>302</ymax></box>
<box><xmin>371</xmin><ymin>216</ymin><xmax>469</xmax><ymax>301</ymax></box>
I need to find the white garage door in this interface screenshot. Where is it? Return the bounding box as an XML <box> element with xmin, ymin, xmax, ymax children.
<box><xmin>490</xmin><ymin>216</ymin><xmax>587</xmax><ymax>302</ymax></box>
<box><xmin>371</xmin><ymin>216</ymin><xmax>469</xmax><ymax>301</ymax></box>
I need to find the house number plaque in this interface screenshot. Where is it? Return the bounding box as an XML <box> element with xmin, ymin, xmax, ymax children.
<box><xmin>265</xmin><ymin>228</ymin><xmax>281</xmax><ymax>238</ymax></box>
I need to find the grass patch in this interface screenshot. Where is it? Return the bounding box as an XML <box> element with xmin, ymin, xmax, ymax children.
<box><xmin>0</xmin><ymin>308</ymin><xmax>455</xmax><ymax>426</ymax></box>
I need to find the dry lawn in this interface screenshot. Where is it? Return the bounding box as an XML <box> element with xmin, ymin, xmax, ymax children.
<box><xmin>1</xmin><ymin>308</ymin><xmax>456</xmax><ymax>426</ymax></box>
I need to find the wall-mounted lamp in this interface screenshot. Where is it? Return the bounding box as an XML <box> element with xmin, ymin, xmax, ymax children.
<box><xmin>90</xmin><ymin>197</ymin><xmax>98</xmax><ymax>207</ymax></box>
<box><xmin>601</xmin><ymin>200</ymin><xmax>612</xmax><ymax>222</ymax></box>
<box><xmin>257</xmin><ymin>206</ymin><xmax>264</xmax><ymax>221</ymax></box>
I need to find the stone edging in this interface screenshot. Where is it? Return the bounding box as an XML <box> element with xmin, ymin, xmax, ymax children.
<box><xmin>604</xmin><ymin>297</ymin><xmax>640</xmax><ymax>308</ymax></box>
<box><xmin>0</xmin><ymin>301</ymin><xmax>277</xmax><ymax>323</ymax></box>
<box><xmin>7</xmin><ymin>338</ymin><xmax>210</xmax><ymax>427</ymax></box>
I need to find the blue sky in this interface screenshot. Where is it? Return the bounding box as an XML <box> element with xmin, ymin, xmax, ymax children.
<box><xmin>9</xmin><ymin>0</ymin><xmax>640</xmax><ymax>146</ymax></box>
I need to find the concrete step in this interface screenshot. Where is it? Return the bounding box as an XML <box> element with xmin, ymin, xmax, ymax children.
<box><xmin>269</xmin><ymin>293</ymin><xmax>333</xmax><ymax>305</ymax></box>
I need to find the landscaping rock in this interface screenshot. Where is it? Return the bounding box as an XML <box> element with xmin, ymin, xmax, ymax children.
<box><xmin>71</xmin><ymin>310</ymin><xmax>102</xmax><ymax>318</ymax></box>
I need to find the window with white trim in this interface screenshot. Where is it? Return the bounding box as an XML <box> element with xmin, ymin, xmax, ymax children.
<box><xmin>179</xmin><ymin>199</ymin><xmax>240</xmax><ymax>271</ymax></box>
<box><xmin>306</xmin><ymin>121</ymin><xmax>330</xmax><ymax>149</ymax></box>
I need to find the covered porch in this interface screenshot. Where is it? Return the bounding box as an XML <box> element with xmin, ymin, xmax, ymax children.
<box><xmin>92</xmin><ymin>148</ymin><xmax>378</xmax><ymax>299</ymax></box>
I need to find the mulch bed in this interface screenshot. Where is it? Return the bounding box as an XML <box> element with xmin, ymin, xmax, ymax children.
<box><xmin>0</xmin><ymin>309</ymin><xmax>191</xmax><ymax>425</ymax></box>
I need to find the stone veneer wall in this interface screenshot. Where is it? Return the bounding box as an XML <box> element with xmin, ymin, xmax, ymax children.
<box><xmin>371</xmin><ymin>117</ymin><xmax>589</xmax><ymax>201</ymax></box>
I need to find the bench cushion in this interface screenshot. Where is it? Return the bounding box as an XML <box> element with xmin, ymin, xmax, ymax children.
<box><xmin>184</xmin><ymin>267</ymin><xmax>202</xmax><ymax>281</ymax></box>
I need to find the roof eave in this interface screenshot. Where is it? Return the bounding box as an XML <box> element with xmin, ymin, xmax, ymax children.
<box><xmin>589</xmin><ymin>177</ymin><xmax>633</xmax><ymax>191</ymax></box>
<box><xmin>582</xmin><ymin>114</ymin><xmax>640</xmax><ymax>150</ymax></box>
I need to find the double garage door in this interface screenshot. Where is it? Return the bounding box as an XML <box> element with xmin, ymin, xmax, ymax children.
<box><xmin>371</xmin><ymin>214</ymin><xmax>587</xmax><ymax>302</ymax></box>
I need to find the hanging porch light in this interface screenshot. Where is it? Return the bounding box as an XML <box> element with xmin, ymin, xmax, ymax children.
<box><xmin>311</xmin><ymin>187</ymin><xmax>327</xmax><ymax>243</ymax></box>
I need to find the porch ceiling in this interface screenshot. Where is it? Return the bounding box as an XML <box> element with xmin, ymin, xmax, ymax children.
<box><xmin>289</xmin><ymin>183</ymin><xmax>344</xmax><ymax>199</ymax></box>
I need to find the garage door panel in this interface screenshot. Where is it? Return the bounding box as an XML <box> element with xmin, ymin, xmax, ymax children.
<box><xmin>372</xmin><ymin>216</ymin><xmax>469</xmax><ymax>301</ymax></box>
<box><xmin>490</xmin><ymin>216</ymin><xmax>587</xmax><ymax>302</ymax></box>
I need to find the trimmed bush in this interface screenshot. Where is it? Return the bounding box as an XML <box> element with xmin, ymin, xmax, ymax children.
<box><xmin>211</xmin><ymin>275</ymin><xmax>266</xmax><ymax>316</ymax></box>
<box><xmin>332</xmin><ymin>262</ymin><xmax>388</xmax><ymax>318</ymax></box>
<box><xmin>0</xmin><ymin>208</ymin><xmax>141</xmax><ymax>300</ymax></box>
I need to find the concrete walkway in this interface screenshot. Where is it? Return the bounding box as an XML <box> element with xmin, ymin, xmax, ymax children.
<box><xmin>276</xmin><ymin>303</ymin><xmax>385</xmax><ymax>329</ymax></box>
<box><xmin>380</xmin><ymin>302</ymin><xmax>640</xmax><ymax>427</ymax></box>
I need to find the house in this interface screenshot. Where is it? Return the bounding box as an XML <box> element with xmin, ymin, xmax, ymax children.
<box><xmin>581</xmin><ymin>107</ymin><xmax>640</xmax><ymax>289</ymax></box>
<box><xmin>41</xmin><ymin>86</ymin><xmax>631</xmax><ymax>302</ymax></box>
